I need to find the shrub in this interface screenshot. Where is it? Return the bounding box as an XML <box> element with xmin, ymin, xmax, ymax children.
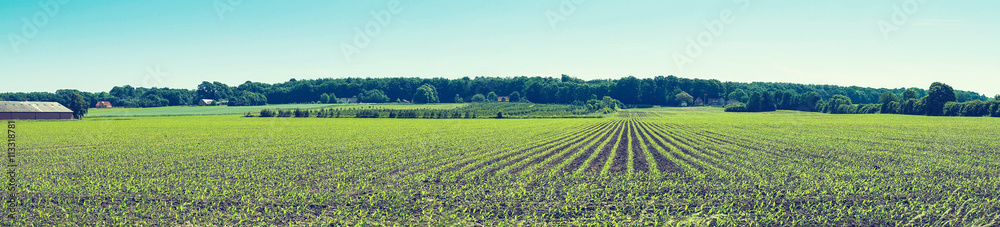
<box><xmin>991</xmin><ymin>102</ymin><xmax>1000</xmax><ymax>117</ymax></box>
<box><xmin>259</xmin><ymin>109</ymin><xmax>276</xmax><ymax>117</ymax></box>
<box><xmin>724</xmin><ymin>103</ymin><xmax>748</xmax><ymax>112</ymax></box>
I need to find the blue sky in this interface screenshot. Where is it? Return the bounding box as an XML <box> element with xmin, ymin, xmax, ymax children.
<box><xmin>1</xmin><ymin>0</ymin><xmax>998</xmax><ymax>96</ymax></box>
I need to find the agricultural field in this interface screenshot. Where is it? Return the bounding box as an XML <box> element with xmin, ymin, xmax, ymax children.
<box><xmin>12</xmin><ymin>107</ymin><xmax>1000</xmax><ymax>225</ymax></box>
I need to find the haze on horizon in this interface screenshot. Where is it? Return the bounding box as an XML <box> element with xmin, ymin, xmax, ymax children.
<box><xmin>1</xmin><ymin>0</ymin><xmax>998</xmax><ymax>96</ymax></box>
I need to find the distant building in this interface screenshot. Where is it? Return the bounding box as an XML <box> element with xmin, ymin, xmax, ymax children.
<box><xmin>339</xmin><ymin>98</ymin><xmax>358</xmax><ymax>103</ymax></box>
<box><xmin>496</xmin><ymin>96</ymin><xmax>510</xmax><ymax>102</ymax></box>
<box><xmin>95</xmin><ymin>101</ymin><xmax>113</xmax><ymax>108</ymax></box>
<box><xmin>199</xmin><ymin>99</ymin><xmax>215</xmax><ymax>106</ymax></box>
<box><xmin>707</xmin><ymin>98</ymin><xmax>725</xmax><ymax>106</ymax></box>
<box><xmin>0</xmin><ymin>101</ymin><xmax>74</xmax><ymax>120</ymax></box>
<box><xmin>694</xmin><ymin>97</ymin><xmax>704</xmax><ymax>106</ymax></box>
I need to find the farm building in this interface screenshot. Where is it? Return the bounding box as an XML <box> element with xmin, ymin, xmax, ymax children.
<box><xmin>496</xmin><ymin>96</ymin><xmax>510</xmax><ymax>102</ymax></box>
<box><xmin>199</xmin><ymin>99</ymin><xmax>215</xmax><ymax>105</ymax></box>
<box><xmin>707</xmin><ymin>98</ymin><xmax>725</xmax><ymax>106</ymax></box>
<box><xmin>694</xmin><ymin>98</ymin><xmax>704</xmax><ymax>106</ymax></box>
<box><xmin>95</xmin><ymin>101</ymin><xmax>113</xmax><ymax>108</ymax></box>
<box><xmin>0</xmin><ymin>101</ymin><xmax>74</xmax><ymax>120</ymax></box>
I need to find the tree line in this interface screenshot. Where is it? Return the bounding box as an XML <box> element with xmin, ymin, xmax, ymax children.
<box><xmin>252</xmin><ymin>99</ymin><xmax>621</xmax><ymax>119</ymax></box>
<box><xmin>726</xmin><ymin>82</ymin><xmax>1000</xmax><ymax>117</ymax></box>
<box><xmin>1</xmin><ymin>75</ymin><xmax>991</xmax><ymax>111</ymax></box>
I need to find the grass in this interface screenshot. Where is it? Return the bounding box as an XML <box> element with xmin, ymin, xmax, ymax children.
<box><xmin>86</xmin><ymin>103</ymin><xmax>466</xmax><ymax>117</ymax></box>
<box><xmin>12</xmin><ymin>107</ymin><xmax>1000</xmax><ymax>225</ymax></box>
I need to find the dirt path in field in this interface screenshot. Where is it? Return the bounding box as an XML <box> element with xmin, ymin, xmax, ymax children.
<box><xmin>586</xmin><ymin>121</ymin><xmax>625</xmax><ymax>173</ymax></box>
<box><xmin>479</xmin><ymin>122</ymin><xmax>606</xmax><ymax>175</ymax></box>
<box><xmin>504</xmin><ymin>122</ymin><xmax>612</xmax><ymax>175</ymax></box>
<box><xmin>633</xmin><ymin>122</ymin><xmax>683</xmax><ymax>173</ymax></box>
<box><xmin>407</xmin><ymin>123</ymin><xmax>595</xmax><ymax>177</ymax></box>
<box><xmin>629</xmin><ymin>121</ymin><xmax>650</xmax><ymax>172</ymax></box>
<box><xmin>607</xmin><ymin>121</ymin><xmax>633</xmax><ymax>174</ymax></box>
<box><xmin>562</xmin><ymin>121</ymin><xmax>622</xmax><ymax>173</ymax></box>
<box><xmin>514</xmin><ymin>122</ymin><xmax>614</xmax><ymax>175</ymax></box>
<box><xmin>638</xmin><ymin>122</ymin><xmax>705</xmax><ymax>172</ymax></box>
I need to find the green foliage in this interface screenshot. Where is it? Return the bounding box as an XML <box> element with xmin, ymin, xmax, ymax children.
<box><xmin>509</xmin><ymin>91</ymin><xmax>521</xmax><ymax>102</ymax></box>
<box><xmin>991</xmin><ymin>101</ymin><xmax>1000</xmax><ymax>117</ymax></box>
<box><xmin>453</xmin><ymin>94</ymin><xmax>464</xmax><ymax>103</ymax></box>
<box><xmin>329</xmin><ymin>93</ymin><xmax>340</xmax><ymax>103</ymax></box>
<box><xmin>883</xmin><ymin>101</ymin><xmax>900</xmax><ymax>114</ymax></box>
<box><xmin>925</xmin><ymin>82</ymin><xmax>956</xmax><ymax>116</ymax></box>
<box><xmin>471</xmin><ymin>94</ymin><xmax>487</xmax><ymax>103</ymax></box>
<box><xmin>941</xmin><ymin>100</ymin><xmax>992</xmax><ymax>117</ymax></box>
<box><xmin>316</xmin><ymin>101</ymin><xmax>617</xmax><ymax>119</ymax></box>
<box><xmin>412</xmin><ymin>84</ymin><xmax>440</xmax><ymax>104</ymax></box>
<box><xmin>227</xmin><ymin>91</ymin><xmax>267</xmax><ymax>106</ymax></box>
<box><xmin>747</xmin><ymin>92</ymin><xmax>763</xmax><ymax>112</ymax></box>
<box><xmin>723</xmin><ymin>103</ymin><xmax>748</xmax><ymax>112</ymax></box>
<box><xmin>823</xmin><ymin>95</ymin><xmax>852</xmax><ymax>114</ymax></box>
<box><xmin>902</xmin><ymin>89</ymin><xmax>919</xmax><ymax>100</ymax></box>
<box><xmin>358</xmin><ymin>89</ymin><xmax>390</xmax><ymax>103</ymax></box>
<box><xmin>4</xmin><ymin>76</ymin><xmax>992</xmax><ymax>110</ymax></box>
<box><xmin>258</xmin><ymin>109</ymin><xmax>276</xmax><ymax>117</ymax></box>
<box><xmin>727</xmin><ymin>89</ymin><xmax>748</xmax><ymax>103</ymax></box>
<box><xmin>486</xmin><ymin>92</ymin><xmax>498</xmax><ymax>102</ymax></box>
<box><xmin>898</xmin><ymin>99</ymin><xmax>924</xmax><ymax>115</ymax></box>
<box><xmin>760</xmin><ymin>92</ymin><xmax>776</xmax><ymax>111</ymax></box>
<box><xmin>674</xmin><ymin>91</ymin><xmax>694</xmax><ymax>106</ymax></box>
<box><xmin>70</xmin><ymin>92</ymin><xmax>89</xmax><ymax>119</ymax></box>
<box><xmin>879</xmin><ymin>92</ymin><xmax>898</xmax><ymax>113</ymax></box>
<box><xmin>320</xmin><ymin>93</ymin><xmax>330</xmax><ymax>104</ymax></box>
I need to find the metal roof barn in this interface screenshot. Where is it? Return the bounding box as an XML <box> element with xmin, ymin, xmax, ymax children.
<box><xmin>0</xmin><ymin>101</ymin><xmax>74</xmax><ymax>120</ymax></box>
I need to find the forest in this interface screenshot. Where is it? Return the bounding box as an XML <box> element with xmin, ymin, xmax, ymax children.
<box><xmin>1</xmin><ymin>75</ymin><xmax>991</xmax><ymax>110</ymax></box>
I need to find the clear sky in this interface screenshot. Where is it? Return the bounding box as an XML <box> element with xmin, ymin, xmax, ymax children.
<box><xmin>1</xmin><ymin>0</ymin><xmax>998</xmax><ymax>96</ymax></box>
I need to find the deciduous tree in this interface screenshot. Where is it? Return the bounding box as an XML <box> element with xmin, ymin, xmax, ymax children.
<box><xmin>925</xmin><ymin>82</ymin><xmax>956</xmax><ymax>116</ymax></box>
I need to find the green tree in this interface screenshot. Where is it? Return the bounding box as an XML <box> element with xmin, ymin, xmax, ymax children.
<box><xmin>902</xmin><ymin>89</ymin><xmax>919</xmax><ymax>100</ymax></box>
<box><xmin>329</xmin><ymin>93</ymin><xmax>340</xmax><ymax>103</ymax></box>
<box><xmin>471</xmin><ymin>94</ymin><xmax>486</xmax><ymax>103</ymax></box>
<box><xmin>454</xmin><ymin>94</ymin><xmax>464</xmax><ymax>103</ymax></box>
<box><xmin>509</xmin><ymin>91</ymin><xmax>521</xmax><ymax>102</ymax></box>
<box><xmin>320</xmin><ymin>93</ymin><xmax>330</xmax><ymax>104</ymax></box>
<box><xmin>747</xmin><ymin>92</ymin><xmax>763</xmax><ymax>112</ymax></box>
<box><xmin>802</xmin><ymin>92</ymin><xmax>821</xmax><ymax>112</ymax></box>
<box><xmin>825</xmin><ymin>95</ymin><xmax>852</xmax><ymax>114</ymax></box>
<box><xmin>761</xmin><ymin>92</ymin><xmax>776</xmax><ymax>111</ymax></box>
<box><xmin>70</xmin><ymin>92</ymin><xmax>89</xmax><ymax>119</ymax></box>
<box><xmin>358</xmin><ymin>89</ymin><xmax>390</xmax><ymax>103</ymax></box>
<box><xmin>924</xmin><ymin>82</ymin><xmax>956</xmax><ymax>116</ymax></box>
<box><xmin>412</xmin><ymin>84</ymin><xmax>440</xmax><ymax>104</ymax></box>
<box><xmin>486</xmin><ymin>92</ymin><xmax>498</xmax><ymax>102</ymax></box>
<box><xmin>675</xmin><ymin>91</ymin><xmax>694</xmax><ymax>106</ymax></box>
<box><xmin>727</xmin><ymin>89</ymin><xmax>748</xmax><ymax>103</ymax></box>
<box><xmin>879</xmin><ymin>92</ymin><xmax>898</xmax><ymax>113</ymax></box>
